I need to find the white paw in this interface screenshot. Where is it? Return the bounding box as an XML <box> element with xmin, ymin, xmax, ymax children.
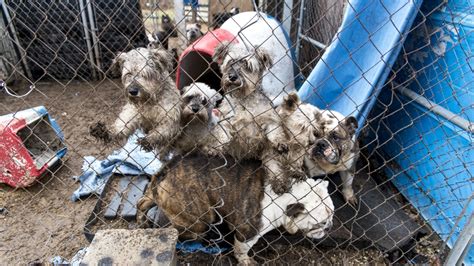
<box><xmin>343</xmin><ymin>188</ymin><xmax>357</xmax><ymax>206</ymax></box>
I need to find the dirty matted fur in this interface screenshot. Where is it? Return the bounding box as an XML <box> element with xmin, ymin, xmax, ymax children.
<box><xmin>143</xmin><ymin>153</ymin><xmax>334</xmax><ymax>265</ymax></box>
<box><xmin>274</xmin><ymin>92</ymin><xmax>324</xmax><ymax>180</ymax></box>
<box><xmin>170</xmin><ymin>82</ymin><xmax>230</xmax><ymax>156</ymax></box>
<box><xmin>213</xmin><ymin>41</ymin><xmax>291</xmax><ymax>194</ymax></box>
<box><xmin>89</xmin><ymin>47</ymin><xmax>181</xmax><ymax>157</ymax></box>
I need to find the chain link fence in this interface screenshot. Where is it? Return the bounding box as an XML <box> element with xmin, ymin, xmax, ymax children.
<box><xmin>1</xmin><ymin>0</ymin><xmax>472</xmax><ymax>264</ymax></box>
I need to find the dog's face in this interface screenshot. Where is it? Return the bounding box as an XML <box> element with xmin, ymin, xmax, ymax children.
<box><xmin>213</xmin><ymin>42</ymin><xmax>272</xmax><ymax>98</ymax></box>
<box><xmin>114</xmin><ymin>47</ymin><xmax>173</xmax><ymax>104</ymax></box>
<box><xmin>186</xmin><ymin>23</ymin><xmax>202</xmax><ymax>43</ymax></box>
<box><xmin>161</xmin><ymin>14</ymin><xmax>171</xmax><ymax>24</ymax></box>
<box><xmin>283</xmin><ymin>179</ymin><xmax>334</xmax><ymax>239</ymax></box>
<box><xmin>181</xmin><ymin>82</ymin><xmax>222</xmax><ymax>124</ymax></box>
<box><xmin>310</xmin><ymin>111</ymin><xmax>358</xmax><ymax>165</ymax></box>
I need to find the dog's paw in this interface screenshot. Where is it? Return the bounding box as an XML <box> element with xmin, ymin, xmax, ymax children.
<box><xmin>271</xmin><ymin>179</ymin><xmax>291</xmax><ymax>195</ymax></box>
<box><xmin>288</xmin><ymin>170</ymin><xmax>306</xmax><ymax>181</ymax></box>
<box><xmin>202</xmin><ymin>146</ymin><xmax>222</xmax><ymax>157</ymax></box>
<box><xmin>136</xmin><ymin>197</ymin><xmax>153</xmax><ymax>227</ymax></box>
<box><xmin>276</xmin><ymin>143</ymin><xmax>289</xmax><ymax>154</ymax></box>
<box><xmin>237</xmin><ymin>257</ymin><xmax>257</xmax><ymax>266</ymax></box>
<box><xmin>137</xmin><ymin>137</ymin><xmax>154</xmax><ymax>152</ymax></box>
<box><xmin>343</xmin><ymin>188</ymin><xmax>358</xmax><ymax>207</ymax></box>
<box><xmin>347</xmin><ymin>196</ymin><xmax>358</xmax><ymax>207</ymax></box>
<box><xmin>89</xmin><ymin>122</ymin><xmax>111</xmax><ymax>143</ymax></box>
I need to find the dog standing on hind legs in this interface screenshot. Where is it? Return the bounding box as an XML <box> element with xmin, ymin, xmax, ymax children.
<box><xmin>213</xmin><ymin>41</ymin><xmax>293</xmax><ymax>194</ymax></box>
<box><xmin>168</xmin><ymin>82</ymin><xmax>230</xmax><ymax>156</ymax></box>
<box><xmin>89</xmin><ymin>46</ymin><xmax>181</xmax><ymax>158</ymax></box>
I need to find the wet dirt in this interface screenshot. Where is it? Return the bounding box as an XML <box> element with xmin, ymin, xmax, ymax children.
<box><xmin>0</xmin><ymin>80</ymin><xmax>124</xmax><ymax>264</ymax></box>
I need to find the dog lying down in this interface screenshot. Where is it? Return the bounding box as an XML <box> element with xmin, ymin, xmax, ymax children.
<box><xmin>144</xmin><ymin>153</ymin><xmax>334</xmax><ymax>264</ymax></box>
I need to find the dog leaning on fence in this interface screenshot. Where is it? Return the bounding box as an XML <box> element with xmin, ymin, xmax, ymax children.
<box><xmin>304</xmin><ymin>110</ymin><xmax>359</xmax><ymax>205</ymax></box>
<box><xmin>213</xmin><ymin>41</ymin><xmax>300</xmax><ymax>195</ymax></box>
<box><xmin>166</xmin><ymin>82</ymin><xmax>230</xmax><ymax>156</ymax></box>
<box><xmin>89</xmin><ymin>46</ymin><xmax>181</xmax><ymax>159</ymax></box>
<box><xmin>143</xmin><ymin>153</ymin><xmax>334</xmax><ymax>265</ymax></box>
<box><xmin>276</xmin><ymin>93</ymin><xmax>359</xmax><ymax>205</ymax></box>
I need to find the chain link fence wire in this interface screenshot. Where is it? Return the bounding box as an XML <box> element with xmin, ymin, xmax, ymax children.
<box><xmin>0</xmin><ymin>0</ymin><xmax>472</xmax><ymax>264</ymax></box>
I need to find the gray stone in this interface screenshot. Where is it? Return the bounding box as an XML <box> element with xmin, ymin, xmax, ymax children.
<box><xmin>81</xmin><ymin>228</ymin><xmax>178</xmax><ymax>266</ymax></box>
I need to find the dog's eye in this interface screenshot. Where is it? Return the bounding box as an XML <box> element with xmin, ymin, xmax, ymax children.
<box><xmin>183</xmin><ymin>95</ymin><xmax>193</xmax><ymax>103</ymax></box>
<box><xmin>202</xmin><ymin>98</ymin><xmax>208</xmax><ymax>105</ymax></box>
<box><xmin>331</xmin><ymin>132</ymin><xmax>341</xmax><ymax>141</ymax></box>
<box><xmin>243</xmin><ymin>60</ymin><xmax>252</xmax><ymax>71</ymax></box>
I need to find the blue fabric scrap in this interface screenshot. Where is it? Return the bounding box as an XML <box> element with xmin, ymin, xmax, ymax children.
<box><xmin>71</xmin><ymin>130</ymin><xmax>163</xmax><ymax>201</ymax></box>
<box><xmin>176</xmin><ymin>241</ymin><xmax>227</xmax><ymax>255</ymax></box>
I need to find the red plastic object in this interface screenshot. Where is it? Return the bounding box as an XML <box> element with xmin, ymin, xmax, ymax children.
<box><xmin>0</xmin><ymin>107</ymin><xmax>67</xmax><ymax>187</ymax></box>
<box><xmin>0</xmin><ymin>118</ymin><xmax>41</xmax><ymax>187</ymax></box>
<box><xmin>176</xmin><ymin>28</ymin><xmax>238</xmax><ymax>91</ymax></box>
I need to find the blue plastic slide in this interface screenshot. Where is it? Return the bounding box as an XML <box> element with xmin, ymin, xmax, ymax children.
<box><xmin>297</xmin><ymin>0</ymin><xmax>423</xmax><ymax>133</ymax></box>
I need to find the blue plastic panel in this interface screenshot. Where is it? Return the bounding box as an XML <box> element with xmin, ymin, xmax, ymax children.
<box><xmin>297</xmin><ymin>0</ymin><xmax>423</xmax><ymax>132</ymax></box>
<box><xmin>375</xmin><ymin>90</ymin><xmax>473</xmax><ymax>263</ymax></box>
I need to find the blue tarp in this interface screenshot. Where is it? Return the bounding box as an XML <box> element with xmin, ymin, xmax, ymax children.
<box><xmin>297</xmin><ymin>0</ymin><xmax>423</xmax><ymax>133</ymax></box>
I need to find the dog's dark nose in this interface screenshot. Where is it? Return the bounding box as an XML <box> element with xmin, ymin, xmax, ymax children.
<box><xmin>191</xmin><ymin>106</ymin><xmax>200</xmax><ymax>113</ymax></box>
<box><xmin>128</xmin><ymin>87</ymin><xmax>140</xmax><ymax>96</ymax></box>
<box><xmin>316</xmin><ymin>141</ymin><xmax>328</xmax><ymax>152</ymax></box>
<box><xmin>228</xmin><ymin>72</ymin><xmax>238</xmax><ymax>82</ymax></box>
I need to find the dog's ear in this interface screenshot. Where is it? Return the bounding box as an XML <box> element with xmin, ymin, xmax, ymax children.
<box><xmin>147</xmin><ymin>41</ymin><xmax>161</xmax><ymax>50</ymax></box>
<box><xmin>285</xmin><ymin>203</ymin><xmax>306</xmax><ymax>218</ymax></box>
<box><xmin>149</xmin><ymin>48</ymin><xmax>173</xmax><ymax>73</ymax></box>
<box><xmin>213</xmin><ymin>41</ymin><xmax>230</xmax><ymax>64</ymax></box>
<box><xmin>255</xmin><ymin>48</ymin><xmax>273</xmax><ymax>70</ymax></box>
<box><xmin>195</xmin><ymin>23</ymin><xmax>202</xmax><ymax>29</ymax></box>
<box><xmin>282</xmin><ymin>92</ymin><xmax>300</xmax><ymax>112</ymax></box>
<box><xmin>312</xmin><ymin>110</ymin><xmax>324</xmax><ymax>139</ymax></box>
<box><xmin>180</xmin><ymin>85</ymin><xmax>190</xmax><ymax>96</ymax></box>
<box><xmin>214</xmin><ymin>96</ymin><xmax>223</xmax><ymax>108</ymax></box>
<box><xmin>343</xmin><ymin>116</ymin><xmax>358</xmax><ymax>136</ymax></box>
<box><xmin>112</xmin><ymin>52</ymin><xmax>126</xmax><ymax>68</ymax></box>
<box><xmin>110</xmin><ymin>52</ymin><xmax>126</xmax><ymax>74</ymax></box>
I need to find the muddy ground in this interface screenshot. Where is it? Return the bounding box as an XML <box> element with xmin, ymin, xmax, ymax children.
<box><xmin>0</xmin><ymin>80</ymin><xmax>124</xmax><ymax>264</ymax></box>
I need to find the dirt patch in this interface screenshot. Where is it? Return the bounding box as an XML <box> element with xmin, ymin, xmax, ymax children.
<box><xmin>0</xmin><ymin>80</ymin><xmax>125</xmax><ymax>264</ymax></box>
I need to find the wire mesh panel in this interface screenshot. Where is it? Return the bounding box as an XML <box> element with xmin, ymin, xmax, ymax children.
<box><xmin>90</xmin><ymin>0</ymin><xmax>148</xmax><ymax>77</ymax></box>
<box><xmin>3</xmin><ymin>0</ymin><xmax>93</xmax><ymax>80</ymax></box>
<box><xmin>0</xmin><ymin>0</ymin><xmax>472</xmax><ymax>265</ymax></box>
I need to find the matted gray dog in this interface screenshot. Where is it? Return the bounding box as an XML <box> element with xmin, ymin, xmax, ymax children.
<box><xmin>89</xmin><ymin>46</ymin><xmax>181</xmax><ymax>158</ymax></box>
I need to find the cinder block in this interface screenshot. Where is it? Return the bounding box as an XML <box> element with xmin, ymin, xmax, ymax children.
<box><xmin>81</xmin><ymin>228</ymin><xmax>178</xmax><ymax>266</ymax></box>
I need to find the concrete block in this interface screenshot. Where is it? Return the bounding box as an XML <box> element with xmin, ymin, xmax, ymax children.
<box><xmin>81</xmin><ymin>228</ymin><xmax>178</xmax><ymax>266</ymax></box>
